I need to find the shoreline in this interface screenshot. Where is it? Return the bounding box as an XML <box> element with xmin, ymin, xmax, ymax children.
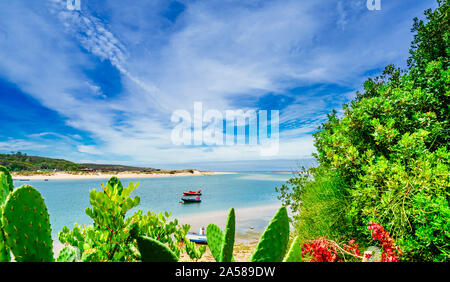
<box><xmin>53</xmin><ymin>203</ymin><xmax>283</xmax><ymax>257</ymax></box>
<box><xmin>12</xmin><ymin>170</ymin><xmax>235</xmax><ymax>180</ymax></box>
<box><xmin>176</xmin><ymin>203</ymin><xmax>283</xmax><ymax>242</ymax></box>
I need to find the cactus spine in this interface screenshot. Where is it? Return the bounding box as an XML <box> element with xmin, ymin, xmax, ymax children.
<box><xmin>2</xmin><ymin>185</ymin><xmax>54</xmax><ymax>262</ymax></box>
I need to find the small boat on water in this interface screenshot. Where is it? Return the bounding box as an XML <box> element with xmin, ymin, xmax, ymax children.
<box><xmin>186</xmin><ymin>233</ymin><xmax>207</xmax><ymax>244</ymax></box>
<box><xmin>183</xmin><ymin>189</ymin><xmax>202</xmax><ymax>196</ymax></box>
<box><xmin>181</xmin><ymin>196</ymin><xmax>201</xmax><ymax>203</ymax></box>
<box><xmin>186</xmin><ymin>227</ymin><xmax>207</xmax><ymax>244</ymax></box>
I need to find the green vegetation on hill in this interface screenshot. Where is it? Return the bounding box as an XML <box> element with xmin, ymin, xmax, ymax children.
<box><xmin>0</xmin><ymin>152</ymin><xmax>84</xmax><ymax>172</ymax></box>
<box><xmin>277</xmin><ymin>0</ymin><xmax>449</xmax><ymax>262</ymax></box>
<box><xmin>80</xmin><ymin>163</ymin><xmax>157</xmax><ymax>172</ymax></box>
<box><xmin>0</xmin><ymin>152</ymin><xmax>158</xmax><ymax>173</ymax></box>
<box><xmin>0</xmin><ymin>152</ymin><xmax>189</xmax><ymax>174</ymax></box>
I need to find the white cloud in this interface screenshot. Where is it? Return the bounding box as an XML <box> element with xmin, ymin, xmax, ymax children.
<box><xmin>0</xmin><ymin>0</ymin><xmax>437</xmax><ymax>166</ymax></box>
<box><xmin>0</xmin><ymin>139</ymin><xmax>48</xmax><ymax>152</ymax></box>
<box><xmin>77</xmin><ymin>145</ymin><xmax>102</xmax><ymax>155</ymax></box>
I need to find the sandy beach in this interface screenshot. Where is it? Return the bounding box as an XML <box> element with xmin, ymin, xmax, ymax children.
<box><xmin>12</xmin><ymin>170</ymin><xmax>235</xmax><ymax>180</ymax></box>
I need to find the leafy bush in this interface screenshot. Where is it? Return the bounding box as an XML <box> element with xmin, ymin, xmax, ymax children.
<box><xmin>59</xmin><ymin>177</ymin><xmax>205</xmax><ymax>262</ymax></box>
<box><xmin>278</xmin><ymin>1</ymin><xmax>449</xmax><ymax>261</ymax></box>
<box><xmin>130</xmin><ymin>210</ymin><xmax>191</xmax><ymax>259</ymax></box>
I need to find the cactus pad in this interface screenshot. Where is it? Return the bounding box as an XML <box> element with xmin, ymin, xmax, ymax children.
<box><xmin>250</xmin><ymin>206</ymin><xmax>290</xmax><ymax>262</ymax></box>
<box><xmin>0</xmin><ymin>166</ymin><xmax>13</xmax><ymax>194</ymax></box>
<box><xmin>206</xmin><ymin>223</ymin><xmax>223</xmax><ymax>262</ymax></box>
<box><xmin>57</xmin><ymin>246</ymin><xmax>81</xmax><ymax>262</ymax></box>
<box><xmin>2</xmin><ymin>185</ymin><xmax>54</xmax><ymax>262</ymax></box>
<box><xmin>0</xmin><ymin>231</ymin><xmax>10</xmax><ymax>262</ymax></box>
<box><xmin>0</xmin><ymin>171</ymin><xmax>11</xmax><ymax>205</ymax></box>
<box><xmin>0</xmin><ymin>168</ymin><xmax>12</xmax><ymax>262</ymax></box>
<box><xmin>219</xmin><ymin>208</ymin><xmax>235</xmax><ymax>262</ymax></box>
<box><xmin>135</xmin><ymin>236</ymin><xmax>178</xmax><ymax>262</ymax></box>
<box><xmin>283</xmin><ymin>236</ymin><xmax>302</xmax><ymax>262</ymax></box>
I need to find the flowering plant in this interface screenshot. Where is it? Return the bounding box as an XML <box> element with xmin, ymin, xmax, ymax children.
<box><xmin>302</xmin><ymin>237</ymin><xmax>362</xmax><ymax>262</ymax></box>
<box><xmin>302</xmin><ymin>222</ymin><xmax>402</xmax><ymax>262</ymax></box>
<box><xmin>367</xmin><ymin>221</ymin><xmax>402</xmax><ymax>262</ymax></box>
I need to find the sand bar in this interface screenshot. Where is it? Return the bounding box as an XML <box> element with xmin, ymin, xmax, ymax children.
<box><xmin>12</xmin><ymin>170</ymin><xmax>235</xmax><ymax>180</ymax></box>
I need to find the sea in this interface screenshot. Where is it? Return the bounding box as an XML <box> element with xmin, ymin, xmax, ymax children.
<box><xmin>12</xmin><ymin>172</ymin><xmax>296</xmax><ymax>238</ymax></box>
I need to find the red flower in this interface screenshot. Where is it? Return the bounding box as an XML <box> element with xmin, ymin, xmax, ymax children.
<box><xmin>302</xmin><ymin>237</ymin><xmax>339</xmax><ymax>262</ymax></box>
<box><xmin>367</xmin><ymin>221</ymin><xmax>401</xmax><ymax>262</ymax></box>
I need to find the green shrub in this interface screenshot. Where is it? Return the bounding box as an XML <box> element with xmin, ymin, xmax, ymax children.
<box><xmin>277</xmin><ymin>168</ymin><xmax>352</xmax><ymax>244</ymax></box>
<box><xmin>278</xmin><ymin>0</ymin><xmax>449</xmax><ymax>261</ymax></box>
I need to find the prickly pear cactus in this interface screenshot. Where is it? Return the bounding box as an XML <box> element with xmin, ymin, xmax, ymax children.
<box><xmin>57</xmin><ymin>245</ymin><xmax>80</xmax><ymax>262</ymax></box>
<box><xmin>135</xmin><ymin>236</ymin><xmax>178</xmax><ymax>262</ymax></box>
<box><xmin>0</xmin><ymin>171</ymin><xmax>11</xmax><ymax>262</ymax></box>
<box><xmin>250</xmin><ymin>206</ymin><xmax>290</xmax><ymax>262</ymax></box>
<box><xmin>2</xmin><ymin>185</ymin><xmax>54</xmax><ymax>262</ymax></box>
<box><xmin>0</xmin><ymin>171</ymin><xmax>12</xmax><ymax>206</ymax></box>
<box><xmin>0</xmin><ymin>166</ymin><xmax>13</xmax><ymax>194</ymax></box>
<box><xmin>0</xmin><ymin>230</ymin><xmax>10</xmax><ymax>262</ymax></box>
<box><xmin>283</xmin><ymin>236</ymin><xmax>302</xmax><ymax>262</ymax></box>
<box><xmin>206</xmin><ymin>223</ymin><xmax>223</xmax><ymax>262</ymax></box>
<box><xmin>219</xmin><ymin>208</ymin><xmax>235</xmax><ymax>262</ymax></box>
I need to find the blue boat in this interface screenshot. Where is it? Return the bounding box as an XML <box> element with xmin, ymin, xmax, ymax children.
<box><xmin>181</xmin><ymin>196</ymin><xmax>201</xmax><ymax>203</ymax></box>
<box><xmin>186</xmin><ymin>232</ymin><xmax>207</xmax><ymax>244</ymax></box>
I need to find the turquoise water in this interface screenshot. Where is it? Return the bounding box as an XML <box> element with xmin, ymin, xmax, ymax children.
<box><xmin>13</xmin><ymin>172</ymin><xmax>293</xmax><ymax>238</ymax></box>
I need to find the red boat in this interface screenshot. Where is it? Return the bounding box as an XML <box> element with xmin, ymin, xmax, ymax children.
<box><xmin>183</xmin><ymin>189</ymin><xmax>202</xmax><ymax>196</ymax></box>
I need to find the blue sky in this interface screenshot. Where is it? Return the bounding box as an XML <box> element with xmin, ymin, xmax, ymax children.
<box><xmin>0</xmin><ymin>0</ymin><xmax>437</xmax><ymax>170</ymax></box>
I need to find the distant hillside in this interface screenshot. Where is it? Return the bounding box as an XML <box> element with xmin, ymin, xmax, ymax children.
<box><xmin>0</xmin><ymin>152</ymin><xmax>84</xmax><ymax>172</ymax></box>
<box><xmin>81</xmin><ymin>163</ymin><xmax>157</xmax><ymax>172</ymax></box>
<box><xmin>0</xmin><ymin>152</ymin><xmax>156</xmax><ymax>172</ymax></box>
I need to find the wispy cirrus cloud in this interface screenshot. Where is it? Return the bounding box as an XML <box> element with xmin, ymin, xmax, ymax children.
<box><xmin>0</xmin><ymin>0</ymin><xmax>438</xmax><ymax>169</ymax></box>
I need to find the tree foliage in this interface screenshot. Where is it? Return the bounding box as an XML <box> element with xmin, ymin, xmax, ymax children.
<box><xmin>279</xmin><ymin>0</ymin><xmax>449</xmax><ymax>261</ymax></box>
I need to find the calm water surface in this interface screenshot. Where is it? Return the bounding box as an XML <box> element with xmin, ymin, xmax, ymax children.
<box><xmin>13</xmin><ymin>172</ymin><xmax>293</xmax><ymax>237</ymax></box>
